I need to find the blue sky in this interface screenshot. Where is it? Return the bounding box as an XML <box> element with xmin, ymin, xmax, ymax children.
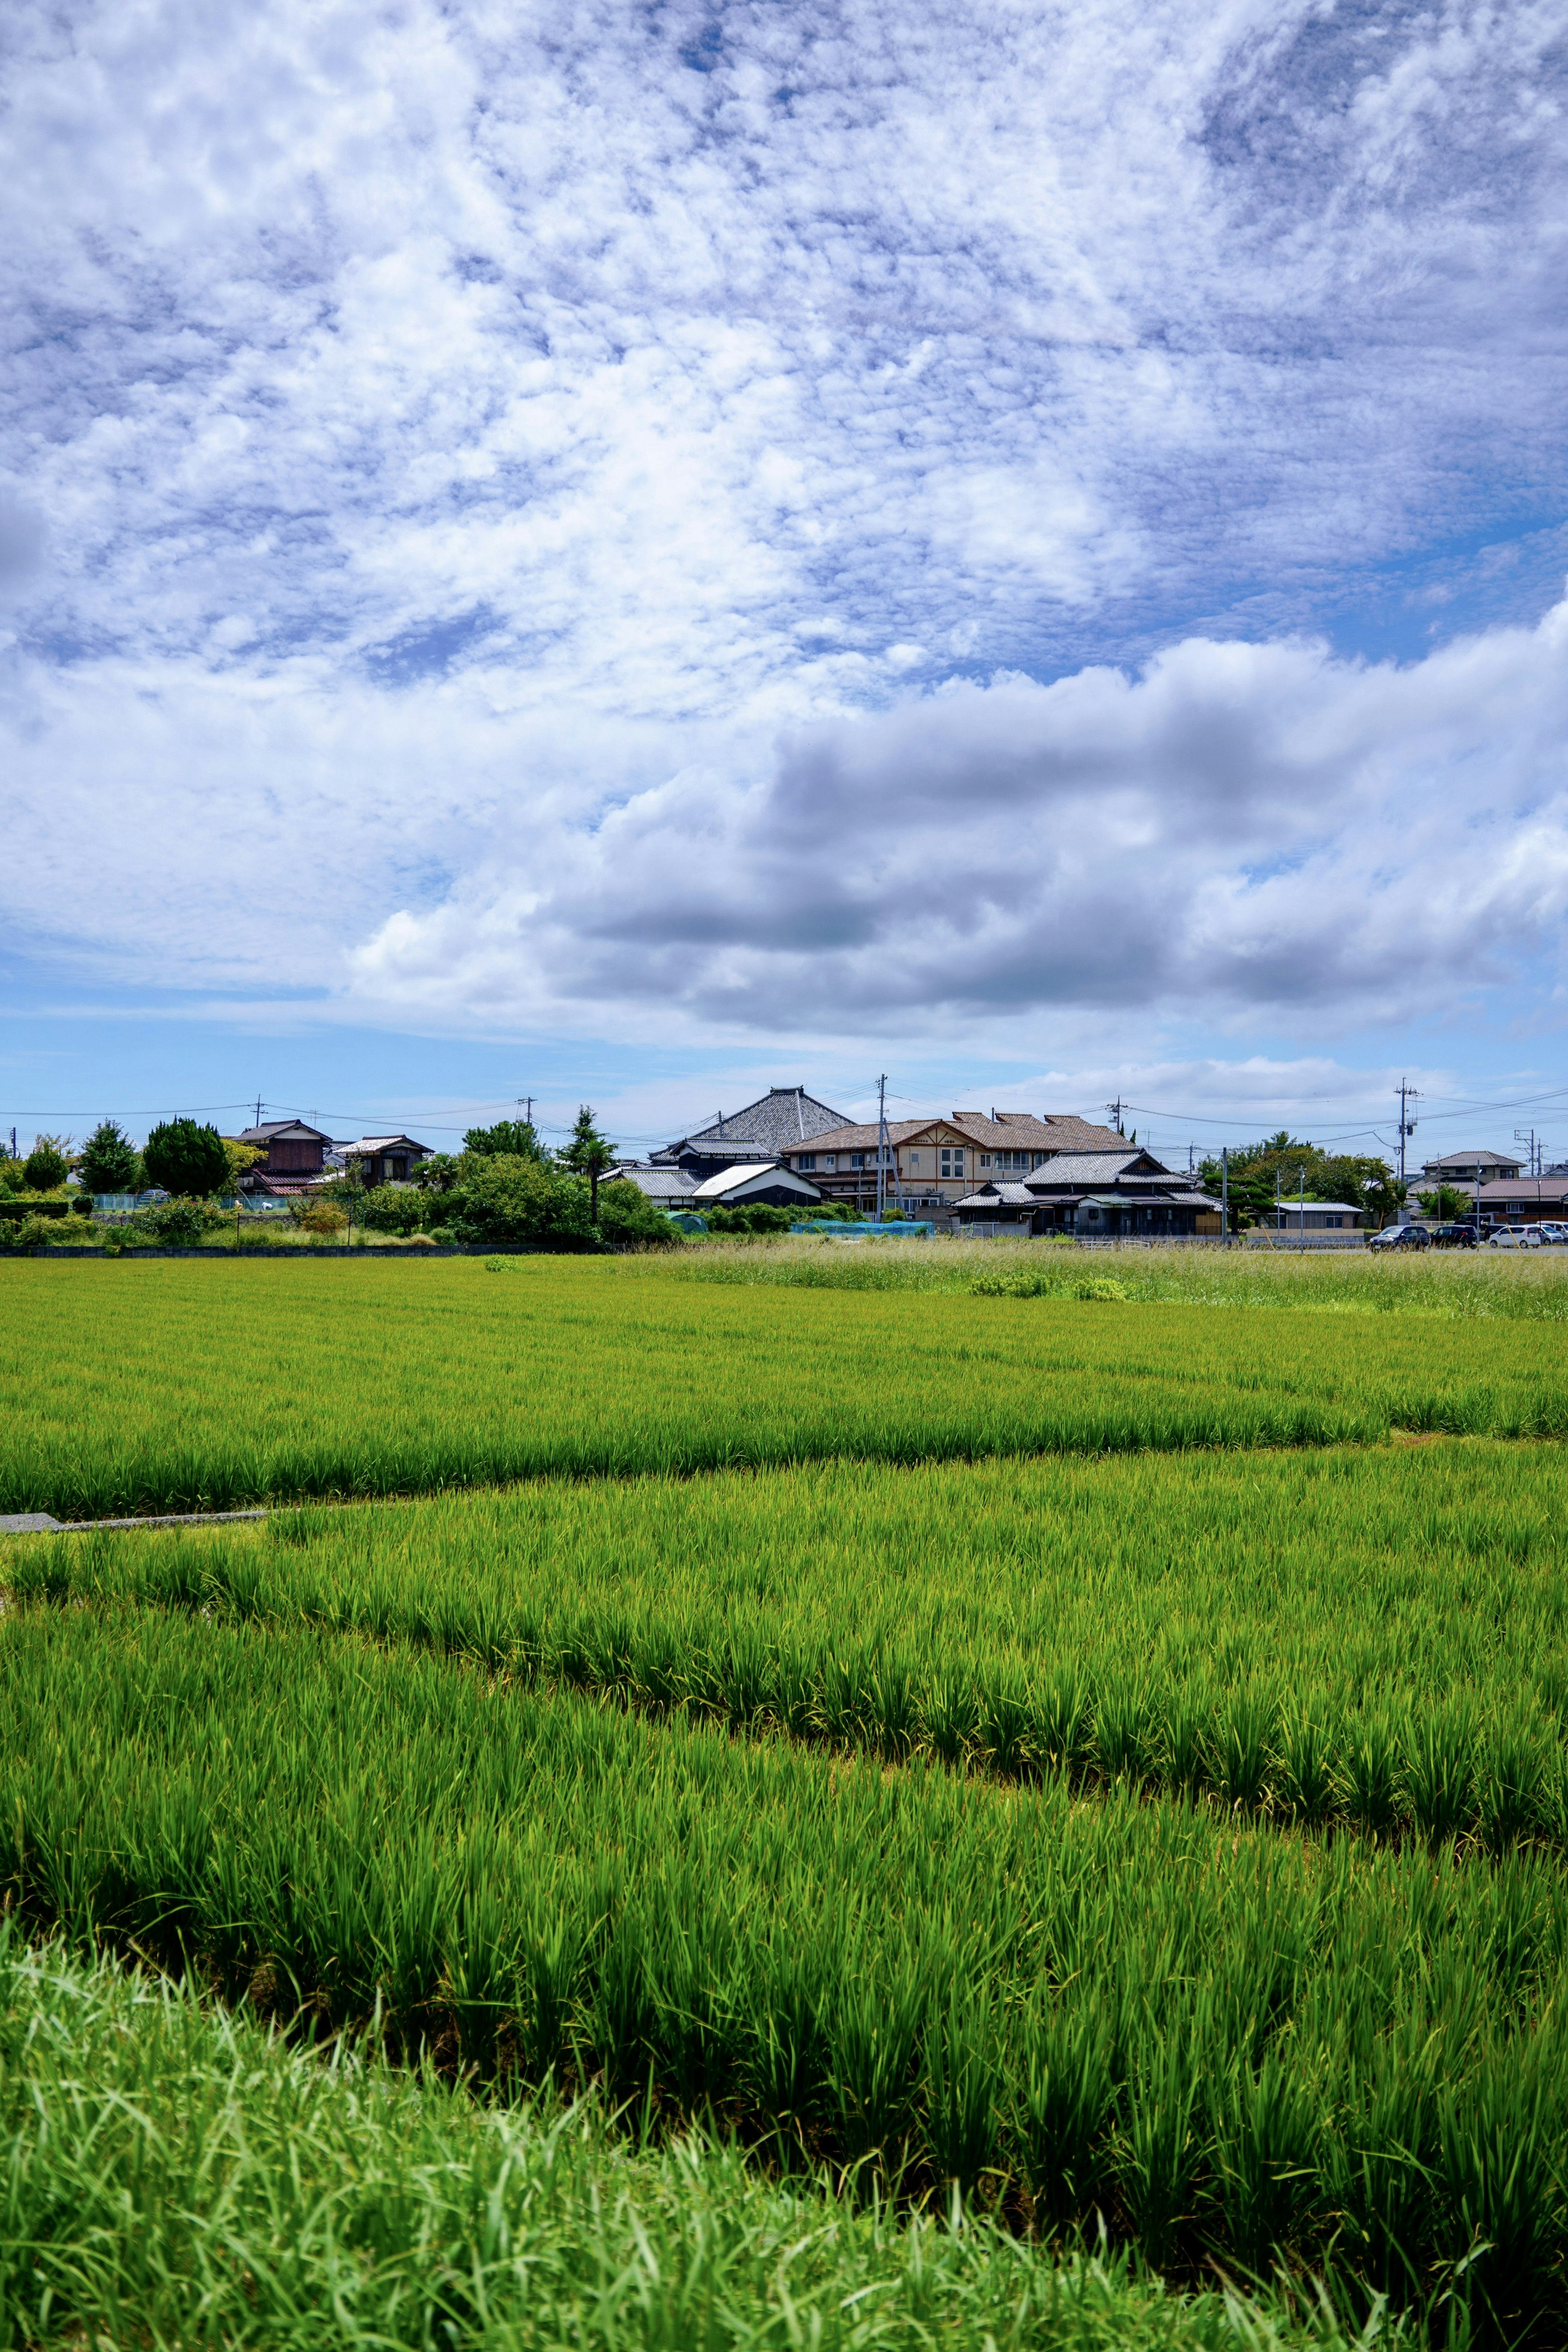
<box><xmin>3</xmin><ymin>0</ymin><xmax>1567</xmax><ymax>1164</ymax></box>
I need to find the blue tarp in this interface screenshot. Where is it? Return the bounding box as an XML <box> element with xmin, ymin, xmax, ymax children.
<box><xmin>790</xmin><ymin>1221</ymin><xmax>935</xmax><ymax>1238</ymax></box>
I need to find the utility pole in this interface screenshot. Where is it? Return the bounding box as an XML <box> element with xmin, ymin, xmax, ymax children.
<box><xmin>1275</xmin><ymin>1165</ymin><xmax>1281</xmax><ymax>1239</ymax></box>
<box><xmin>1221</xmin><ymin>1146</ymin><xmax>1229</xmax><ymax>1249</ymax></box>
<box><xmin>1298</xmin><ymin>1163</ymin><xmax>1305</xmax><ymax>1254</ymax></box>
<box><xmin>519</xmin><ymin>1097</ymin><xmax>534</xmax><ymax>1126</ymax></box>
<box><xmin>1396</xmin><ymin>1080</ymin><xmax>1419</xmax><ymax>1189</ymax></box>
<box><xmin>875</xmin><ymin>1075</ymin><xmax>907</xmax><ymax>1220</ymax></box>
<box><xmin>1106</xmin><ymin>1097</ymin><xmax>1125</xmax><ymax>1137</ymax></box>
<box><xmin>254</xmin><ymin>1096</ymin><xmax>263</xmax><ymax>1129</ymax></box>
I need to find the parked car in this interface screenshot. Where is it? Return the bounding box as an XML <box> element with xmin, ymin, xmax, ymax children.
<box><xmin>1369</xmin><ymin>1223</ymin><xmax>1429</xmax><ymax>1250</ymax></box>
<box><xmin>1432</xmin><ymin>1223</ymin><xmax>1479</xmax><ymax>1249</ymax></box>
<box><xmin>1487</xmin><ymin>1225</ymin><xmax>1541</xmax><ymax>1248</ymax></box>
<box><xmin>1536</xmin><ymin>1222</ymin><xmax>1568</xmax><ymax>1247</ymax></box>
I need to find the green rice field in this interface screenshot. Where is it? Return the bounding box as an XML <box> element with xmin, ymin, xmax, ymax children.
<box><xmin>4</xmin><ymin>1247</ymin><xmax>1568</xmax><ymax>2345</ymax></box>
<box><xmin>4</xmin><ymin>1254</ymin><xmax>1568</xmax><ymax>1518</ymax></box>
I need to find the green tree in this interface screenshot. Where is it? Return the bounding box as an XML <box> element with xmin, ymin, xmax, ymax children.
<box><xmin>1416</xmin><ymin>1184</ymin><xmax>1470</xmax><ymax>1222</ymax></box>
<box><xmin>77</xmin><ymin>1121</ymin><xmax>142</xmax><ymax>1195</ymax></box>
<box><xmin>23</xmin><ymin>1135</ymin><xmax>71</xmax><ymax>1191</ymax></box>
<box><xmin>559</xmin><ymin>1105</ymin><xmax>616</xmax><ymax>1222</ymax></box>
<box><xmin>595</xmin><ymin>1178</ymin><xmax>678</xmax><ymax>1246</ymax></box>
<box><xmin>463</xmin><ymin>1119</ymin><xmax>546</xmax><ymax>1160</ymax></box>
<box><xmin>142</xmin><ymin>1119</ymin><xmax>230</xmax><ymax>1199</ymax></box>
<box><xmin>444</xmin><ymin>1155</ymin><xmax>596</xmax><ymax>1248</ymax></box>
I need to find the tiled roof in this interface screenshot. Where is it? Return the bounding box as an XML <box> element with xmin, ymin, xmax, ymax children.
<box><xmin>1477</xmin><ymin>1179</ymin><xmax>1568</xmax><ymax>1201</ymax></box>
<box><xmin>604</xmin><ymin>1162</ymin><xmax>697</xmax><ymax>1201</ymax></box>
<box><xmin>349</xmin><ymin>1134</ymin><xmax>431</xmax><ymax>1155</ymax></box>
<box><xmin>668</xmin><ymin>1087</ymin><xmax>851</xmax><ymax>1157</ymax></box>
<box><xmin>793</xmin><ymin>1111</ymin><xmax>1133</xmax><ymax>1157</ymax></box>
<box><xmin>954</xmin><ymin>1183</ymin><xmax>1038</xmax><ymax>1207</ymax></box>
<box><xmin>237</xmin><ymin>1120</ymin><xmax>331</xmax><ymax>1145</ymax></box>
<box><xmin>1024</xmin><ymin>1151</ymin><xmax>1167</xmax><ymax>1186</ymax></box>
<box><xmin>690</xmin><ymin>1162</ymin><xmax>819</xmax><ymax>1200</ymax></box>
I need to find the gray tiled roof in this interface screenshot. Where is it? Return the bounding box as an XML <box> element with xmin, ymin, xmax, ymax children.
<box><xmin>1024</xmin><ymin>1151</ymin><xmax>1166</xmax><ymax>1186</ymax></box>
<box><xmin>604</xmin><ymin>1161</ymin><xmax>698</xmax><ymax>1201</ymax></box>
<box><xmin>657</xmin><ymin>1086</ymin><xmax>851</xmax><ymax>1162</ymax></box>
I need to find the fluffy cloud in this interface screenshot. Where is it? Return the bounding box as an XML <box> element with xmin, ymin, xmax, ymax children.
<box><xmin>344</xmin><ymin>599</ymin><xmax>1568</xmax><ymax>1036</ymax></box>
<box><xmin>2</xmin><ymin>0</ymin><xmax>1566</xmax><ymax>1058</ymax></box>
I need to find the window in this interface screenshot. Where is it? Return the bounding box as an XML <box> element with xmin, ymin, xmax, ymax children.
<box><xmin>851</xmin><ymin>1152</ymin><xmax>867</xmax><ymax>1169</ymax></box>
<box><xmin>798</xmin><ymin>1154</ymin><xmax>816</xmax><ymax>1171</ymax></box>
<box><xmin>824</xmin><ymin>1156</ymin><xmax>836</xmax><ymax>1172</ymax></box>
<box><xmin>940</xmin><ymin>1148</ymin><xmax>965</xmax><ymax>1178</ymax></box>
<box><xmin>980</xmin><ymin>1153</ymin><xmax>992</xmax><ymax>1168</ymax></box>
<box><xmin>906</xmin><ymin>1152</ymin><xmax>920</xmax><ymax>1170</ymax></box>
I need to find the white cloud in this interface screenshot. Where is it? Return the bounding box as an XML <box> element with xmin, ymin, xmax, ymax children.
<box><xmin>2</xmin><ymin>0</ymin><xmax>1566</xmax><ymax>1067</ymax></box>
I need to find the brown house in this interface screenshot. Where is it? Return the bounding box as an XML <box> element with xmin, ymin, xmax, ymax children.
<box><xmin>236</xmin><ymin>1119</ymin><xmax>334</xmax><ymax>1198</ymax></box>
<box><xmin>782</xmin><ymin>1109</ymin><xmax>1131</xmax><ymax>1217</ymax></box>
<box><xmin>345</xmin><ymin>1134</ymin><xmax>432</xmax><ymax>1186</ymax></box>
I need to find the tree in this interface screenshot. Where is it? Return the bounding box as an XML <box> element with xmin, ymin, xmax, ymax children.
<box><xmin>595</xmin><ymin>1177</ymin><xmax>678</xmax><ymax>1246</ymax></box>
<box><xmin>559</xmin><ymin>1105</ymin><xmax>615</xmax><ymax>1222</ymax></box>
<box><xmin>142</xmin><ymin>1118</ymin><xmax>230</xmax><ymax>1199</ymax></box>
<box><xmin>23</xmin><ymin>1134</ymin><xmax>71</xmax><ymax>1191</ymax></box>
<box><xmin>463</xmin><ymin>1119</ymin><xmax>546</xmax><ymax>1160</ymax></box>
<box><xmin>220</xmin><ymin>1137</ymin><xmax>267</xmax><ymax>1193</ymax></box>
<box><xmin>77</xmin><ymin>1121</ymin><xmax>142</xmax><ymax>1195</ymax></box>
<box><xmin>1416</xmin><ymin>1183</ymin><xmax>1469</xmax><ymax>1222</ymax></box>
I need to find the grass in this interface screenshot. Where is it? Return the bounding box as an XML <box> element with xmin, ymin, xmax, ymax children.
<box><xmin>14</xmin><ymin>1437</ymin><xmax>1568</xmax><ymax>1851</ymax></box>
<box><xmin>2</xmin><ymin>1599</ymin><xmax>1566</xmax><ymax>2332</ymax></box>
<box><xmin>676</xmin><ymin>1236</ymin><xmax>1568</xmax><ymax>1319</ymax></box>
<box><xmin>0</xmin><ymin>1927</ymin><xmax>1383</xmax><ymax>2352</ymax></box>
<box><xmin>4</xmin><ymin>1256</ymin><xmax>1568</xmax><ymax>1518</ymax></box>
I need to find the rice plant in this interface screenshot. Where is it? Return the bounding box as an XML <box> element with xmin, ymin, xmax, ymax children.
<box><xmin>2</xmin><ymin>1602</ymin><xmax>1567</xmax><ymax>2329</ymax></box>
<box><xmin>16</xmin><ymin>1437</ymin><xmax>1568</xmax><ymax>1854</ymax></box>
<box><xmin>4</xmin><ymin>1255</ymin><xmax>1568</xmax><ymax>1517</ymax></box>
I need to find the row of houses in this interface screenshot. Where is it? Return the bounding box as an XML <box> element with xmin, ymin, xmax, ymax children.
<box><xmin>610</xmin><ymin>1087</ymin><xmax>1225</xmax><ymax>1236</ymax></box>
<box><xmin>235</xmin><ymin>1122</ymin><xmax>432</xmax><ymax>1199</ymax></box>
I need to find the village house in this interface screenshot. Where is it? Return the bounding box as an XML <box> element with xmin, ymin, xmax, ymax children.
<box><xmin>953</xmin><ymin>1145</ymin><xmax>1222</xmax><ymax>1238</ymax></box>
<box><xmin>779</xmin><ymin>1109</ymin><xmax>1131</xmax><ymax>1218</ymax></box>
<box><xmin>689</xmin><ymin>1163</ymin><xmax>824</xmax><ymax>1212</ymax></box>
<box><xmin>236</xmin><ymin>1119</ymin><xmax>335</xmax><ymax>1200</ymax></box>
<box><xmin>653</xmin><ymin>1087</ymin><xmax>853</xmax><ymax>1182</ymax></box>
<box><xmin>343</xmin><ymin>1134</ymin><xmax>433</xmax><ymax>1186</ymax></box>
<box><xmin>1420</xmin><ymin>1147</ymin><xmax>1523</xmax><ymax>1186</ymax></box>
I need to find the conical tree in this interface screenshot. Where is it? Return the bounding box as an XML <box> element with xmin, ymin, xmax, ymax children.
<box><xmin>559</xmin><ymin>1105</ymin><xmax>615</xmax><ymax>1223</ymax></box>
<box><xmin>143</xmin><ymin>1118</ymin><xmax>230</xmax><ymax>1199</ymax></box>
<box><xmin>77</xmin><ymin>1120</ymin><xmax>141</xmax><ymax>1195</ymax></box>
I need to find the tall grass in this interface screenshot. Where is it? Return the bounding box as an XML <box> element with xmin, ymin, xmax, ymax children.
<box><xmin>0</xmin><ymin>1927</ymin><xmax>1388</xmax><ymax>2352</ymax></box>
<box><xmin>673</xmin><ymin>1236</ymin><xmax>1568</xmax><ymax>1318</ymax></box>
<box><xmin>2</xmin><ymin>1603</ymin><xmax>1565</xmax><ymax>2332</ymax></box>
<box><xmin>4</xmin><ymin>1257</ymin><xmax>1568</xmax><ymax>1517</ymax></box>
<box><xmin>16</xmin><ymin>1439</ymin><xmax>1568</xmax><ymax>1853</ymax></box>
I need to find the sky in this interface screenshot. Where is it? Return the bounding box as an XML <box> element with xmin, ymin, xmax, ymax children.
<box><xmin>3</xmin><ymin>0</ymin><xmax>1568</xmax><ymax>1167</ymax></box>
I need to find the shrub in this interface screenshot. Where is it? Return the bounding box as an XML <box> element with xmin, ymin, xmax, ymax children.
<box><xmin>143</xmin><ymin>1120</ymin><xmax>229</xmax><ymax>1199</ymax></box>
<box><xmin>24</xmin><ymin>1136</ymin><xmax>70</xmax><ymax>1191</ymax></box>
<box><xmin>444</xmin><ymin>1154</ymin><xmax>596</xmax><ymax>1249</ymax></box>
<box><xmin>136</xmin><ymin>1198</ymin><xmax>213</xmax><ymax>1248</ymax></box>
<box><xmin>595</xmin><ymin>1178</ymin><xmax>678</xmax><ymax>1247</ymax></box>
<box><xmin>361</xmin><ymin>1184</ymin><xmax>427</xmax><ymax>1236</ymax></box>
<box><xmin>297</xmin><ymin>1199</ymin><xmax>348</xmax><ymax>1237</ymax></box>
<box><xmin>0</xmin><ymin>1158</ymin><xmax>26</xmax><ymax>1194</ymax></box>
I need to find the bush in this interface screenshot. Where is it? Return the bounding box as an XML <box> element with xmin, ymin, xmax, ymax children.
<box><xmin>361</xmin><ymin>1184</ymin><xmax>427</xmax><ymax>1236</ymax></box>
<box><xmin>0</xmin><ymin>1158</ymin><xmax>25</xmax><ymax>1194</ymax></box>
<box><xmin>595</xmin><ymin>1178</ymin><xmax>678</xmax><ymax>1247</ymax></box>
<box><xmin>443</xmin><ymin>1154</ymin><xmax>596</xmax><ymax>1249</ymax></box>
<box><xmin>296</xmin><ymin>1199</ymin><xmax>349</xmax><ymax>1237</ymax></box>
<box><xmin>24</xmin><ymin>1136</ymin><xmax>70</xmax><ymax>1191</ymax></box>
<box><xmin>135</xmin><ymin>1198</ymin><xmax>214</xmax><ymax>1248</ymax></box>
<box><xmin>143</xmin><ymin>1120</ymin><xmax>229</xmax><ymax>1199</ymax></box>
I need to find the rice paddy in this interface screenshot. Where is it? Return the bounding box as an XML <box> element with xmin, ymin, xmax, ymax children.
<box><xmin>4</xmin><ymin>1247</ymin><xmax>1568</xmax><ymax>2343</ymax></box>
<box><xmin>4</xmin><ymin>1254</ymin><xmax>1568</xmax><ymax>1518</ymax></box>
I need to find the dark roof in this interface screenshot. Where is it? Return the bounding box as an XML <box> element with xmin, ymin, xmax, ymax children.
<box><xmin>1025</xmin><ymin>1150</ymin><xmax>1170</xmax><ymax>1187</ymax></box>
<box><xmin>1425</xmin><ymin>1149</ymin><xmax>1521</xmax><ymax>1171</ymax></box>
<box><xmin>237</xmin><ymin>1120</ymin><xmax>332</xmax><ymax>1145</ymax></box>
<box><xmin>604</xmin><ymin>1161</ymin><xmax>698</xmax><ymax>1201</ymax></box>
<box><xmin>788</xmin><ymin>1111</ymin><xmax>1134</xmax><ymax>1158</ymax></box>
<box><xmin>655</xmin><ymin>1086</ymin><xmax>851</xmax><ymax>1162</ymax></box>
<box><xmin>1477</xmin><ymin>1179</ymin><xmax>1568</xmax><ymax>1202</ymax></box>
